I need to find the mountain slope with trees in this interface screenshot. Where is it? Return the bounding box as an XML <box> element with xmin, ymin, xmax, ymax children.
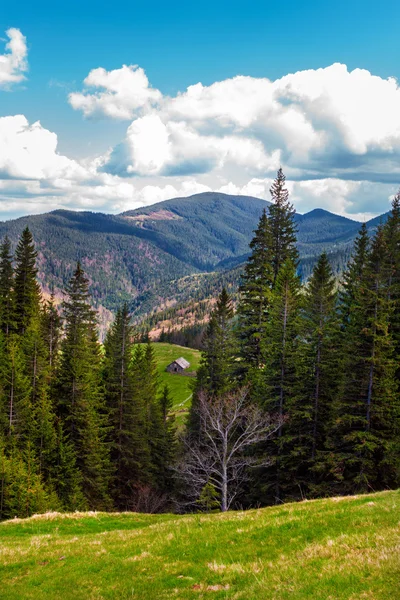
<box><xmin>0</xmin><ymin>169</ymin><xmax>399</xmax><ymax>520</ymax></box>
<box><xmin>0</xmin><ymin>193</ymin><xmax>387</xmax><ymax>326</ymax></box>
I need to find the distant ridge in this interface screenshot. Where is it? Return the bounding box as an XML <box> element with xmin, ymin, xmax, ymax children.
<box><xmin>0</xmin><ymin>192</ymin><xmax>386</xmax><ymax>325</ymax></box>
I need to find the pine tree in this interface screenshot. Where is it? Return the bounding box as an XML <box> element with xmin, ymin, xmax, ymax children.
<box><xmin>42</xmin><ymin>293</ymin><xmax>62</xmax><ymax>378</ymax></box>
<box><xmin>0</xmin><ymin>334</ymin><xmax>32</xmax><ymax>443</ymax></box>
<box><xmin>261</xmin><ymin>259</ymin><xmax>302</xmax><ymax>503</ymax></box>
<box><xmin>52</xmin><ymin>419</ymin><xmax>86</xmax><ymax>511</ymax></box>
<box><xmin>103</xmin><ymin>304</ymin><xmax>137</xmax><ymax>507</ymax></box>
<box><xmin>195</xmin><ymin>288</ymin><xmax>235</xmax><ymax>397</ymax></box>
<box><xmin>383</xmin><ymin>192</ymin><xmax>400</xmax><ymax>383</ymax></box>
<box><xmin>328</xmin><ymin>227</ymin><xmax>399</xmax><ymax>494</ymax></box>
<box><xmin>0</xmin><ymin>439</ymin><xmax>54</xmax><ymax>520</ymax></box>
<box><xmin>57</xmin><ymin>263</ymin><xmax>111</xmax><ymax>509</ymax></box>
<box><xmin>268</xmin><ymin>168</ymin><xmax>299</xmax><ymax>284</ymax></box>
<box><xmin>127</xmin><ymin>343</ymin><xmax>157</xmax><ymax>492</ymax></box>
<box><xmin>237</xmin><ymin>210</ymin><xmax>273</xmax><ymax>372</ymax></box>
<box><xmin>0</xmin><ymin>237</ymin><xmax>15</xmax><ymax>336</ymax></box>
<box><xmin>285</xmin><ymin>252</ymin><xmax>340</xmax><ymax>498</ymax></box>
<box><xmin>14</xmin><ymin>228</ymin><xmax>41</xmax><ymax>335</ymax></box>
<box><xmin>339</xmin><ymin>223</ymin><xmax>370</xmax><ymax>329</ymax></box>
<box><xmin>150</xmin><ymin>384</ymin><xmax>176</xmax><ymax>496</ymax></box>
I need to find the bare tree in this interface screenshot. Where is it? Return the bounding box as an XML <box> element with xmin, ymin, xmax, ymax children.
<box><xmin>178</xmin><ymin>388</ymin><xmax>283</xmax><ymax>512</ymax></box>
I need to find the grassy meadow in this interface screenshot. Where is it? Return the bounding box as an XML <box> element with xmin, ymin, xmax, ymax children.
<box><xmin>142</xmin><ymin>342</ymin><xmax>201</xmax><ymax>420</ymax></box>
<box><xmin>1</xmin><ymin>490</ymin><xmax>399</xmax><ymax>599</ymax></box>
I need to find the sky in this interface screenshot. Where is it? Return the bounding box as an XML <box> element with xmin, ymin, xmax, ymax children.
<box><xmin>1</xmin><ymin>0</ymin><xmax>400</xmax><ymax>220</ymax></box>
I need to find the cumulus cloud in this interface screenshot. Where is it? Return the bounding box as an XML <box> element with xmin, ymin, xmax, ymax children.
<box><xmin>0</xmin><ymin>115</ymin><xmax>88</xmax><ymax>180</ymax></box>
<box><xmin>68</xmin><ymin>65</ymin><xmax>162</xmax><ymax>119</ymax></box>
<box><xmin>91</xmin><ymin>63</ymin><xmax>400</xmax><ymax>185</ymax></box>
<box><xmin>2</xmin><ymin>60</ymin><xmax>400</xmax><ymax>220</ymax></box>
<box><xmin>0</xmin><ymin>28</ymin><xmax>28</xmax><ymax>89</ymax></box>
<box><xmin>105</xmin><ymin>114</ymin><xmax>280</xmax><ymax>178</ymax></box>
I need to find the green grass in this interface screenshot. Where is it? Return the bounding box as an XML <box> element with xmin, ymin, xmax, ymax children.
<box><xmin>1</xmin><ymin>490</ymin><xmax>399</xmax><ymax>599</ymax></box>
<box><xmin>142</xmin><ymin>342</ymin><xmax>201</xmax><ymax>419</ymax></box>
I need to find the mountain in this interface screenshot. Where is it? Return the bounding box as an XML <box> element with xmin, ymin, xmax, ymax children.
<box><xmin>0</xmin><ymin>192</ymin><xmax>380</xmax><ymax>327</ymax></box>
<box><xmin>122</xmin><ymin>193</ymin><xmax>272</xmax><ymax>270</ymax></box>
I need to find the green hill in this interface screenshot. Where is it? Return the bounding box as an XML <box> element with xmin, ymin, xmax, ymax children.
<box><xmin>144</xmin><ymin>342</ymin><xmax>201</xmax><ymax>420</ymax></box>
<box><xmin>1</xmin><ymin>490</ymin><xmax>398</xmax><ymax>599</ymax></box>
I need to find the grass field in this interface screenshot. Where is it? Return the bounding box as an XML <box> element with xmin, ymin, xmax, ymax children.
<box><xmin>1</xmin><ymin>490</ymin><xmax>399</xmax><ymax>599</ymax></box>
<box><xmin>142</xmin><ymin>342</ymin><xmax>201</xmax><ymax>419</ymax></box>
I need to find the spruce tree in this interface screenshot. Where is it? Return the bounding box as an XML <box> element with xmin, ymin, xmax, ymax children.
<box><xmin>14</xmin><ymin>228</ymin><xmax>41</xmax><ymax>335</ymax></box>
<box><xmin>328</xmin><ymin>226</ymin><xmax>399</xmax><ymax>493</ymax></box>
<box><xmin>0</xmin><ymin>237</ymin><xmax>15</xmax><ymax>336</ymax></box>
<box><xmin>237</xmin><ymin>210</ymin><xmax>273</xmax><ymax>372</ymax></box>
<box><xmin>52</xmin><ymin>419</ymin><xmax>86</xmax><ymax>511</ymax></box>
<box><xmin>196</xmin><ymin>288</ymin><xmax>235</xmax><ymax>396</ymax></box>
<box><xmin>57</xmin><ymin>262</ymin><xmax>111</xmax><ymax>509</ymax></box>
<box><xmin>149</xmin><ymin>384</ymin><xmax>176</xmax><ymax>497</ymax></box>
<box><xmin>42</xmin><ymin>294</ymin><xmax>62</xmax><ymax>377</ymax></box>
<box><xmin>103</xmin><ymin>304</ymin><xmax>137</xmax><ymax>508</ymax></box>
<box><xmin>268</xmin><ymin>168</ymin><xmax>299</xmax><ymax>284</ymax></box>
<box><xmin>339</xmin><ymin>223</ymin><xmax>369</xmax><ymax>329</ymax></box>
<box><xmin>0</xmin><ymin>334</ymin><xmax>31</xmax><ymax>442</ymax></box>
<box><xmin>383</xmin><ymin>192</ymin><xmax>400</xmax><ymax>384</ymax></box>
<box><xmin>261</xmin><ymin>259</ymin><xmax>302</xmax><ymax>503</ymax></box>
<box><xmin>128</xmin><ymin>343</ymin><xmax>155</xmax><ymax>491</ymax></box>
<box><xmin>0</xmin><ymin>439</ymin><xmax>54</xmax><ymax>520</ymax></box>
<box><xmin>286</xmin><ymin>252</ymin><xmax>340</xmax><ymax>498</ymax></box>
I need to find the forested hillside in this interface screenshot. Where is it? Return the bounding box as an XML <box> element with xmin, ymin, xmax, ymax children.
<box><xmin>0</xmin><ymin>192</ymin><xmax>386</xmax><ymax>330</ymax></box>
<box><xmin>0</xmin><ymin>168</ymin><xmax>399</xmax><ymax>520</ymax></box>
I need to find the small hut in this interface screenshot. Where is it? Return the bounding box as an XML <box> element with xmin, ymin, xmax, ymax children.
<box><xmin>166</xmin><ymin>357</ymin><xmax>190</xmax><ymax>373</ymax></box>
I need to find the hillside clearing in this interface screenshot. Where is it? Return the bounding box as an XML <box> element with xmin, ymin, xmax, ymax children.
<box><xmin>0</xmin><ymin>490</ymin><xmax>399</xmax><ymax>599</ymax></box>
<box><xmin>142</xmin><ymin>342</ymin><xmax>200</xmax><ymax>419</ymax></box>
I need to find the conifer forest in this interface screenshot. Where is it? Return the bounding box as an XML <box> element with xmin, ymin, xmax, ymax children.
<box><xmin>1</xmin><ymin>169</ymin><xmax>400</xmax><ymax>519</ymax></box>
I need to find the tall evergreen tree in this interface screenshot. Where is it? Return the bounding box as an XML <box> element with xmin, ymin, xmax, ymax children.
<box><xmin>237</xmin><ymin>210</ymin><xmax>273</xmax><ymax>371</ymax></box>
<box><xmin>0</xmin><ymin>237</ymin><xmax>15</xmax><ymax>336</ymax></box>
<box><xmin>190</xmin><ymin>288</ymin><xmax>236</xmax><ymax>435</ymax></box>
<box><xmin>42</xmin><ymin>294</ymin><xmax>62</xmax><ymax>377</ymax></box>
<box><xmin>103</xmin><ymin>304</ymin><xmax>137</xmax><ymax>507</ymax></box>
<box><xmin>383</xmin><ymin>192</ymin><xmax>400</xmax><ymax>384</ymax></box>
<box><xmin>0</xmin><ymin>334</ymin><xmax>31</xmax><ymax>442</ymax></box>
<box><xmin>14</xmin><ymin>228</ymin><xmax>41</xmax><ymax>335</ymax></box>
<box><xmin>57</xmin><ymin>262</ymin><xmax>111</xmax><ymax>509</ymax></box>
<box><xmin>327</xmin><ymin>227</ymin><xmax>399</xmax><ymax>493</ymax></box>
<box><xmin>127</xmin><ymin>343</ymin><xmax>158</xmax><ymax>492</ymax></box>
<box><xmin>268</xmin><ymin>168</ymin><xmax>299</xmax><ymax>284</ymax></box>
<box><xmin>285</xmin><ymin>252</ymin><xmax>340</xmax><ymax>498</ymax></box>
<box><xmin>261</xmin><ymin>259</ymin><xmax>302</xmax><ymax>503</ymax></box>
<box><xmin>339</xmin><ymin>223</ymin><xmax>369</xmax><ymax>329</ymax></box>
<box><xmin>196</xmin><ymin>288</ymin><xmax>235</xmax><ymax>396</ymax></box>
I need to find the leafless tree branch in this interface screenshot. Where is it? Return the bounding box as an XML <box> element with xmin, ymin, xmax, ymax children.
<box><xmin>177</xmin><ymin>388</ymin><xmax>283</xmax><ymax>511</ymax></box>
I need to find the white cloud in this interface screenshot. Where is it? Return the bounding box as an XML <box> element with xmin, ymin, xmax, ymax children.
<box><xmin>1</xmin><ymin>61</ymin><xmax>400</xmax><ymax>220</ymax></box>
<box><xmin>68</xmin><ymin>65</ymin><xmax>162</xmax><ymax>119</ymax></box>
<box><xmin>0</xmin><ymin>28</ymin><xmax>28</xmax><ymax>89</ymax></box>
<box><xmin>217</xmin><ymin>177</ymin><xmax>395</xmax><ymax>220</ymax></box>
<box><xmin>105</xmin><ymin>114</ymin><xmax>281</xmax><ymax>178</ymax></box>
<box><xmin>94</xmin><ymin>63</ymin><xmax>400</xmax><ymax>184</ymax></box>
<box><xmin>0</xmin><ymin>115</ymin><xmax>87</xmax><ymax>180</ymax></box>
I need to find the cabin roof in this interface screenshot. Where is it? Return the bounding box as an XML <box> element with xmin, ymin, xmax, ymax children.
<box><xmin>173</xmin><ymin>357</ymin><xmax>190</xmax><ymax>369</ymax></box>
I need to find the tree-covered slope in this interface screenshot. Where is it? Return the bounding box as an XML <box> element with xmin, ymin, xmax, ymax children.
<box><xmin>0</xmin><ymin>210</ymin><xmax>196</xmax><ymax>312</ymax></box>
<box><xmin>122</xmin><ymin>192</ymin><xmax>273</xmax><ymax>270</ymax></box>
<box><xmin>1</xmin><ymin>490</ymin><xmax>398</xmax><ymax>600</ymax></box>
<box><xmin>0</xmin><ymin>192</ymin><xmax>381</xmax><ymax>319</ymax></box>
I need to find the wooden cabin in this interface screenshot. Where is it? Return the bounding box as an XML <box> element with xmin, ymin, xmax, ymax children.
<box><xmin>166</xmin><ymin>357</ymin><xmax>190</xmax><ymax>373</ymax></box>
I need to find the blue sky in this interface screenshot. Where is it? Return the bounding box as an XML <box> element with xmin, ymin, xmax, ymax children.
<box><xmin>1</xmin><ymin>0</ymin><xmax>400</xmax><ymax>219</ymax></box>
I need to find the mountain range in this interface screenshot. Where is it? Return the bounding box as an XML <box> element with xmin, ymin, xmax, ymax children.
<box><xmin>0</xmin><ymin>192</ymin><xmax>388</xmax><ymax>330</ymax></box>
